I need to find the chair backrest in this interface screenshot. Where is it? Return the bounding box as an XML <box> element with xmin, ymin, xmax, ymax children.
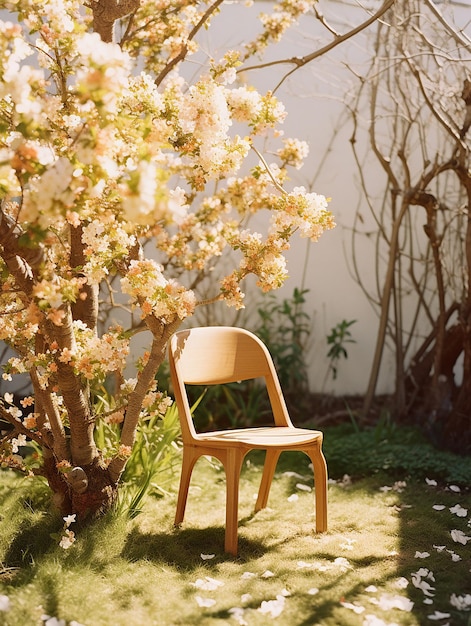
<box><xmin>168</xmin><ymin>326</ymin><xmax>293</xmax><ymax>440</ymax></box>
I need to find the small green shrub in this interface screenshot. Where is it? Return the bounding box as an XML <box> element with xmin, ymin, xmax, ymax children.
<box><xmin>255</xmin><ymin>287</ymin><xmax>311</xmax><ymax>393</ymax></box>
<box><xmin>326</xmin><ymin>319</ymin><xmax>357</xmax><ymax>381</ymax></box>
<box><xmin>324</xmin><ymin>423</ymin><xmax>471</xmax><ymax>486</ymax></box>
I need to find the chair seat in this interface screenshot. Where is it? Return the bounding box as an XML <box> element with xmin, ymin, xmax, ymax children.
<box><xmin>196</xmin><ymin>426</ymin><xmax>323</xmax><ymax>448</ymax></box>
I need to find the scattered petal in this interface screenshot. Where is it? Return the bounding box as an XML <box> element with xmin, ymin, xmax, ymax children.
<box><xmin>365</xmin><ymin>585</ymin><xmax>378</xmax><ymax>593</ymax></box>
<box><xmin>195</xmin><ymin>596</ymin><xmax>216</xmax><ymax>608</ymax></box>
<box><xmin>297</xmin><ymin>561</ymin><xmax>313</xmax><ymax>569</ymax></box>
<box><xmin>287</xmin><ymin>494</ymin><xmax>299</xmax><ymax>502</ymax></box>
<box><xmin>191</xmin><ymin>576</ymin><xmax>224</xmax><ymax>591</ymax></box>
<box><xmin>240</xmin><ymin>594</ymin><xmax>252</xmax><ymax>603</ymax></box>
<box><xmin>340</xmin><ymin>538</ymin><xmax>356</xmax><ymax>551</ymax></box>
<box><xmin>341</xmin><ymin>601</ymin><xmax>365</xmax><ymax>614</ymax></box>
<box><xmin>258</xmin><ymin>595</ymin><xmax>286</xmax><ymax>618</ymax></box>
<box><xmin>411</xmin><ymin>569</ymin><xmax>436</xmax><ymax>597</ymax></box>
<box><xmin>261</xmin><ymin>570</ymin><xmax>275</xmax><ymax>578</ymax></box>
<box><xmin>296</xmin><ymin>483</ymin><xmax>312</xmax><ymax>492</ymax></box>
<box><xmin>377</xmin><ymin>594</ymin><xmax>414</xmax><ymax>611</ymax></box>
<box><xmin>427</xmin><ymin>611</ymin><xmax>451</xmax><ymax>620</ymax></box>
<box><xmin>43</xmin><ymin>618</ymin><xmax>66</xmax><ymax>626</ymax></box>
<box><xmin>450</xmin><ymin>504</ymin><xmax>468</xmax><ymax>517</ymax></box>
<box><xmin>449</xmin><ymin>551</ymin><xmax>461</xmax><ymax>562</ymax></box>
<box><xmin>280</xmin><ymin>588</ymin><xmax>291</xmax><ymax>597</ymax></box>
<box><xmin>0</xmin><ymin>596</ymin><xmax>10</xmax><ymax>612</ymax></box>
<box><xmin>448</xmin><ymin>485</ymin><xmax>461</xmax><ymax>492</ymax></box>
<box><xmin>394</xmin><ymin>577</ymin><xmax>409</xmax><ymax>589</ymax></box>
<box><xmin>433</xmin><ymin>505</ymin><xmax>446</xmax><ymax>511</ymax></box>
<box><xmin>200</xmin><ymin>553</ymin><xmax>215</xmax><ymax>560</ymax></box>
<box><xmin>426</xmin><ymin>478</ymin><xmax>438</xmax><ymax>486</ymax></box>
<box><xmin>423</xmin><ymin>598</ymin><xmax>434</xmax><ymax>605</ymax></box>
<box><xmin>433</xmin><ymin>545</ymin><xmax>446</xmax><ymax>552</ymax></box>
<box><xmin>451</xmin><ymin>529</ymin><xmax>471</xmax><ymax>545</ymax></box>
<box><xmin>308</xmin><ymin>588</ymin><xmax>319</xmax><ymax>595</ymax></box>
<box><xmin>415</xmin><ymin>551</ymin><xmax>430</xmax><ymax>559</ymax></box>
<box><xmin>392</xmin><ymin>481</ymin><xmax>406</xmax><ymax>492</ymax></box>
<box><xmin>450</xmin><ymin>593</ymin><xmax>471</xmax><ymax>610</ymax></box>
<box><xmin>241</xmin><ymin>572</ymin><xmax>256</xmax><ymax>579</ymax></box>
<box><xmin>334</xmin><ymin>557</ymin><xmax>352</xmax><ymax>571</ymax></box>
<box><xmin>282</xmin><ymin>471</ymin><xmax>306</xmax><ymax>480</ymax></box>
<box><xmin>228</xmin><ymin>607</ymin><xmax>248</xmax><ymax>626</ymax></box>
<box><xmin>380</xmin><ymin>486</ymin><xmax>393</xmax><ymax>492</ymax></box>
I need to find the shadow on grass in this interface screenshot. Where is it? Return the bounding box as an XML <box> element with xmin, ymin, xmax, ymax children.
<box><xmin>3</xmin><ymin>514</ymin><xmax>58</xmax><ymax>572</ymax></box>
<box><xmin>121</xmin><ymin>524</ymin><xmax>266</xmax><ymax>567</ymax></box>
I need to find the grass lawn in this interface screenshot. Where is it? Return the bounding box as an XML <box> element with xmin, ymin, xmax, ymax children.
<box><xmin>0</xmin><ymin>426</ymin><xmax>470</xmax><ymax>626</ymax></box>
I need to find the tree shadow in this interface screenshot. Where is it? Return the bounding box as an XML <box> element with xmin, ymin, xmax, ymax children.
<box><xmin>2</xmin><ymin>513</ymin><xmax>59</xmax><ymax>577</ymax></box>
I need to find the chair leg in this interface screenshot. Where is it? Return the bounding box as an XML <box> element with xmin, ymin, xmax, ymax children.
<box><xmin>254</xmin><ymin>449</ymin><xmax>281</xmax><ymax>512</ymax></box>
<box><xmin>223</xmin><ymin>448</ymin><xmax>246</xmax><ymax>556</ymax></box>
<box><xmin>307</xmin><ymin>445</ymin><xmax>328</xmax><ymax>533</ymax></box>
<box><xmin>174</xmin><ymin>447</ymin><xmax>199</xmax><ymax>526</ymax></box>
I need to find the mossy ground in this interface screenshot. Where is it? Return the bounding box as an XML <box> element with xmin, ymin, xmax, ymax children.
<box><xmin>1</xmin><ymin>432</ymin><xmax>470</xmax><ymax>626</ymax></box>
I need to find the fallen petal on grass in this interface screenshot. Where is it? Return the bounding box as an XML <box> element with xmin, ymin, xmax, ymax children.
<box><xmin>191</xmin><ymin>576</ymin><xmax>224</xmax><ymax>590</ymax></box>
<box><xmin>450</xmin><ymin>529</ymin><xmax>471</xmax><ymax>544</ymax></box>
<box><xmin>415</xmin><ymin>551</ymin><xmax>430</xmax><ymax>558</ymax></box>
<box><xmin>449</xmin><ymin>504</ymin><xmax>468</xmax><ymax>517</ymax></box>
<box><xmin>341</xmin><ymin>601</ymin><xmax>365</xmax><ymax>614</ymax></box>
<box><xmin>427</xmin><ymin>610</ymin><xmax>451</xmax><ymax>620</ymax></box>
<box><xmin>0</xmin><ymin>596</ymin><xmax>10</xmax><ymax>612</ymax></box>
<box><xmin>376</xmin><ymin>594</ymin><xmax>414</xmax><ymax>611</ymax></box>
<box><xmin>195</xmin><ymin>596</ymin><xmax>217</xmax><ymax>608</ymax></box>
<box><xmin>228</xmin><ymin>607</ymin><xmax>248</xmax><ymax>626</ymax></box>
<box><xmin>296</xmin><ymin>483</ymin><xmax>311</xmax><ymax>492</ymax></box>
<box><xmin>258</xmin><ymin>595</ymin><xmax>286</xmax><ymax>618</ymax></box>
<box><xmin>450</xmin><ymin>593</ymin><xmax>471</xmax><ymax>610</ymax></box>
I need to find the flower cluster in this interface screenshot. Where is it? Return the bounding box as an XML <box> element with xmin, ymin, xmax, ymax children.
<box><xmin>70</xmin><ymin>323</ymin><xmax>130</xmax><ymax>382</ymax></box>
<box><xmin>0</xmin><ymin>0</ymin><xmax>334</xmax><ymax>506</ymax></box>
<box><xmin>121</xmin><ymin>259</ymin><xmax>196</xmax><ymax>321</ymax></box>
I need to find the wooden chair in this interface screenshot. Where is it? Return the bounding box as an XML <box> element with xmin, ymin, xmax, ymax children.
<box><xmin>168</xmin><ymin>326</ymin><xmax>328</xmax><ymax>556</ymax></box>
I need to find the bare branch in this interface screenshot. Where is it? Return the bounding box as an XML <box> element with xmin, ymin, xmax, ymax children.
<box><xmin>241</xmin><ymin>0</ymin><xmax>395</xmax><ymax>92</ymax></box>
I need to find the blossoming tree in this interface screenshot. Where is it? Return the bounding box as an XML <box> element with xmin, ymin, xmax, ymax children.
<box><xmin>0</xmin><ymin>0</ymin><xmax>337</xmax><ymax>521</ymax></box>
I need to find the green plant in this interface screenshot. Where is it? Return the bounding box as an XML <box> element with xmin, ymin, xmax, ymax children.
<box><xmin>118</xmin><ymin>403</ymin><xmax>182</xmax><ymax>519</ymax></box>
<box><xmin>256</xmin><ymin>287</ymin><xmax>312</xmax><ymax>393</ymax></box>
<box><xmin>326</xmin><ymin>319</ymin><xmax>357</xmax><ymax>380</ymax></box>
<box><xmin>186</xmin><ymin>380</ymin><xmax>271</xmax><ymax>431</ymax></box>
<box><xmin>323</xmin><ymin>422</ymin><xmax>471</xmax><ymax>485</ymax></box>
<box><xmin>93</xmin><ymin>386</ymin><xmax>182</xmax><ymax>519</ymax></box>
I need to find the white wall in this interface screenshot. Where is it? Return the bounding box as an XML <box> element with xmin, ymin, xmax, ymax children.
<box><xmin>197</xmin><ymin>0</ymin><xmax>470</xmax><ymax>396</ymax></box>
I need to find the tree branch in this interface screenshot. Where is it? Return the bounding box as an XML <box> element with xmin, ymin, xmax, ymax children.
<box><xmin>107</xmin><ymin>315</ymin><xmax>181</xmax><ymax>482</ymax></box>
<box><xmin>241</xmin><ymin>0</ymin><xmax>395</xmax><ymax>92</ymax></box>
<box><xmin>90</xmin><ymin>0</ymin><xmax>141</xmax><ymax>43</ymax></box>
<box><xmin>155</xmin><ymin>0</ymin><xmax>225</xmax><ymax>86</ymax></box>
